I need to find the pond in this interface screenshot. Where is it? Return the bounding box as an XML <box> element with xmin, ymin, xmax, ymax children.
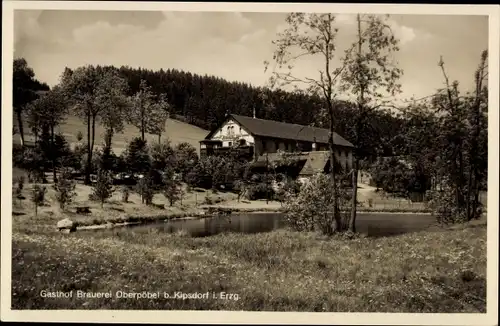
<box><xmin>118</xmin><ymin>212</ymin><xmax>439</xmax><ymax>238</ymax></box>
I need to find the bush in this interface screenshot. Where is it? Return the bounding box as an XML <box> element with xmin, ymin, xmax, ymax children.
<box><xmin>185</xmin><ymin>162</ymin><xmax>212</xmax><ymax>189</ymax></box>
<box><xmin>369</xmin><ymin>157</ymin><xmax>429</xmax><ymax>197</ymax></box>
<box><xmin>174</xmin><ymin>142</ymin><xmax>198</xmax><ymax>181</ymax></box>
<box><xmin>76</xmin><ymin>131</ymin><xmax>83</xmax><ymax>142</ymax></box>
<box><xmin>283</xmin><ymin>173</ymin><xmax>351</xmax><ymax>235</ymax></box>
<box><xmin>426</xmin><ymin>182</ymin><xmax>483</xmax><ymax>224</ymax></box>
<box><xmin>150</xmin><ymin>142</ymin><xmax>176</xmax><ymax>172</ymax></box>
<box><xmin>125</xmin><ymin>137</ymin><xmax>151</xmax><ymax>174</ymax></box>
<box><xmin>121</xmin><ymin>186</ymin><xmax>130</xmax><ymax>203</ymax></box>
<box><xmin>14</xmin><ymin>176</ymin><xmax>25</xmax><ymax>205</ymax></box>
<box><xmin>13</xmin><ymin>144</ymin><xmax>24</xmax><ymax>168</ymax></box>
<box><xmin>245</xmin><ymin>182</ymin><xmax>274</xmax><ymax>201</ymax></box>
<box><xmin>163</xmin><ymin>166</ymin><xmax>182</xmax><ymax>206</ymax></box>
<box><xmin>19</xmin><ymin>147</ymin><xmax>45</xmax><ymax>182</ymax></box>
<box><xmin>91</xmin><ymin>169</ymin><xmax>115</xmax><ymax>208</ymax></box>
<box><xmin>274</xmin><ymin>177</ymin><xmax>301</xmax><ymax>203</ymax></box>
<box><xmin>53</xmin><ymin>168</ymin><xmax>76</xmax><ymax>210</ymax></box>
<box><xmin>30</xmin><ymin>184</ymin><xmax>47</xmax><ymax>216</ymax></box>
<box><xmin>135</xmin><ymin>175</ymin><xmax>155</xmax><ymax>205</ymax></box>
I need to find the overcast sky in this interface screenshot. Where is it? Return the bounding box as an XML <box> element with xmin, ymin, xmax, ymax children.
<box><xmin>14</xmin><ymin>10</ymin><xmax>488</xmax><ymax>102</ymax></box>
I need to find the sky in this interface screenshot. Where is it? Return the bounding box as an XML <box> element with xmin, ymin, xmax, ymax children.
<box><xmin>13</xmin><ymin>10</ymin><xmax>489</xmax><ymax>103</ymax></box>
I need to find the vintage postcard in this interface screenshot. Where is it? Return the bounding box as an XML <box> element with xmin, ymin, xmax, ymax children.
<box><xmin>1</xmin><ymin>1</ymin><xmax>499</xmax><ymax>324</ymax></box>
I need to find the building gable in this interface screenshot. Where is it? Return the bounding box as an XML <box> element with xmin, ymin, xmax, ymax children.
<box><xmin>206</xmin><ymin>117</ymin><xmax>255</xmax><ymax>147</ymax></box>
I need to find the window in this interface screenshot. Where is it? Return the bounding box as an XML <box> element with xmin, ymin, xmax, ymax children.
<box><xmin>228</xmin><ymin>141</ymin><xmax>233</xmax><ymax>147</ymax></box>
<box><xmin>239</xmin><ymin>139</ymin><xmax>246</xmax><ymax>146</ymax></box>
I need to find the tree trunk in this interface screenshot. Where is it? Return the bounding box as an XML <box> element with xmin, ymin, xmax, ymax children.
<box><xmin>349</xmin><ymin>14</ymin><xmax>363</xmax><ymax>234</ymax></box>
<box><xmin>329</xmin><ymin>135</ymin><xmax>341</xmax><ymax>232</ymax></box>
<box><xmin>85</xmin><ymin>112</ymin><xmax>92</xmax><ymax>185</ymax></box>
<box><xmin>91</xmin><ymin>114</ymin><xmax>97</xmax><ymax>173</ymax></box>
<box><xmin>17</xmin><ymin>109</ymin><xmax>25</xmax><ymax>147</ymax></box>
<box><xmin>51</xmin><ymin>124</ymin><xmax>57</xmax><ymax>183</ymax></box>
<box><xmin>158</xmin><ymin>133</ymin><xmax>161</xmax><ymax>144</ymax></box>
<box><xmin>141</xmin><ymin>104</ymin><xmax>145</xmax><ymax>141</ymax></box>
<box><xmin>35</xmin><ymin>202</ymin><xmax>38</xmax><ymax>216</ymax></box>
<box><xmin>349</xmin><ymin>158</ymin><xmax>359</xmax><ymax>233</ymax></box>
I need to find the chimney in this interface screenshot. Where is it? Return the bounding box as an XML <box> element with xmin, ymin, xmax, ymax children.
<box><xmin>253</xmin><ymin>107</ymin><xmax>256</xmax><ymax>119</ymax></box>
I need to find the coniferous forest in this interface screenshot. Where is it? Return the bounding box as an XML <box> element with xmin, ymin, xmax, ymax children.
<box><xmin>116</xmin><ymin>65</ymin><xmax>402</xmax><ymax>158</ymax></box>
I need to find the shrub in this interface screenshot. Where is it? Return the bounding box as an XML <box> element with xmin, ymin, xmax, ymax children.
<box><xmin>426</xmin><ymin>181</ymin><xmax>482</xmax><ymax>224</ymax></box>
<box><xmin>19</xmin><ymin>147</ymin><xmax>45</xmax><ymax>182</ymax></box>
<box><xmin>203</xmin><ymin>194</ymin><xmax>214</xmax><ymax>205</ymax></box>
<box><xmin>13</xmin><ymin>144</ymin><xmax>25</xmax><ymax>168</ymax></box>
<box><xmin>150</xmin><ymin>141</ymin><xmax>176</xmax><ymax>172</ymax></box>
<box><xmin>14</xmin><ymin>176</ymin><xmax>25</xmax><ymax>205</ymax></box>
<box><xmin>233</xmin><ymin>179</ymin><xmax>247</xmax><ymax>202</ymax></box>
<box><xmin>76</xmin><ymin>131</ymin><xmax>83</xmax><ymax>142</ymax></box>
<box><xmin>245</xmin><ymin>182</ymin><xmax>274</xmax><ymax>201</ymax></box>
<box><xmin>163</xmin><ymin>166</ymin><xmax>182</xmax><ymax>206</ymax></box>
<box><xmin>53</xmin><ymin>168</ymin><xmax>76</xmax><ymax>210</ymax></box>
<box><xmin>274</xmin><ymin>177</ymin><xmax>301</xmax><ymax>203</ymax></box>
<box><xmin>185</xmin><ymin>161</ymin><xmax>212</xmax><ymax>189</ymax></box>
<box><xmin>121</xmin><ymin>186</ymin><xmax>130</xmax><ymax>203</ymax></box>
<box><xmin>125</xmin><ymin>137</ymin><xmax>151</xmax><ymax>174</ymax></box>
<box><xmin>96</xmin><ymin>145</ymin><xmax>119</xmax><ymax>172</ymax></box>
<box><xmin>15</xmin><ymin>176</ymin><xmax>25</xmax><ymax>192</ymax></box>
<box><xmin>174</xmin><ymin>142</ymin><xmax>198</xmax><ymax>181</ymax></box>
<box><xmin>30</xmin><ymin>184</ymin><xmax>47</xmax><ymax>216</ymax></box>
<box><xmin>135</xmin><ymin>175</ymin><xmax>155</xmax><ymax>205</ymax></box>
<box><xmin>91</xmin><ymin>169</ymin><xmax>115</xmax><ymax>208</ymax></box>
<box><xmin>283</xmin><ymin>173</ymin><xmax>351</xmax><ymax>235</ymax></box>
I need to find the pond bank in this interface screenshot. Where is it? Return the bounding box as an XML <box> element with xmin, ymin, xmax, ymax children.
<box><xmin>59</xmin><ymin>202</ymin><xmax>439</xmax><ymax>232</ymax></box>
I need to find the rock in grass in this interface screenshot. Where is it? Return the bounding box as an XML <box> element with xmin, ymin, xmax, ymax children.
<box><xmin>57</xmin><ymin>218</ymin><xmax>75</xmax><ymax>232</ymax></box>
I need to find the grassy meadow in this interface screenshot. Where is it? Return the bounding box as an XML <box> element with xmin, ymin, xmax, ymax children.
<box><xmin>11</xmin><ymin>217</ymin><xmax>486</xmax><ymax>312</ymax></box>
<box><xmin>13</xmin><ymin>114</ymin><xmax>209</xmax><ymax>155</ymax></box>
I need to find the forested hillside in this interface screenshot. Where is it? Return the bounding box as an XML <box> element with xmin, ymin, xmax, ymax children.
<box><xmin>114</xmin><ymin>66</ymin><xmax>402</xmax><ymax>158</ymax></box>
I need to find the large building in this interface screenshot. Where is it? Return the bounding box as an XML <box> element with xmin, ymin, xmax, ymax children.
<box><xmin>200</xmin><ymin>114</ymin><xmax>354</xmax><ymax>173</ymax></box>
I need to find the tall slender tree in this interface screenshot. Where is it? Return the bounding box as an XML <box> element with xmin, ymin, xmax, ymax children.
<box><xmin>13</xmin><ymin>58</ymin><xmax>49</xmax><ymax>147</ymax></box>
<box><xmin>267</xmin><ymin>13</ymin><xmax>402</xmax><ymax>233</ymax></box>
<box><xmin>27</xmin><ymin>86</ymin><xmax>69</xmax><ymax>182</ymax></box>
<box><xmin>130</xmin><ymin>79</ymin><xmax>157</xmax><ymax>141</ymax></box>
<box><xmin>338</xmin><ymin>14</ymin><xmax>403</xmax><ymax>232</ymax></box>
<box><xmin>266</xmin><ymin>13</ymin><xmax>345</xmax><ymax>232</ymax></box>
<box><xmin>59</xmin><ymin>65</ymin><xmax>129</xmax><ymax>184</ymax></box>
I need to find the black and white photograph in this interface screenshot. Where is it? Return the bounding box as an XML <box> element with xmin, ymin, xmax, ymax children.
<box><xmin>1</xmin><ymin>1</ymin><xmax>499</xmax><ymax>324</ymax></box>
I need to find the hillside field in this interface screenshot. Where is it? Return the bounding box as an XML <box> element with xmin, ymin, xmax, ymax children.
<box><xmin>13</xmin><ymin>114</ymin><xmax>209</xmax><ymax>155</ymax></box>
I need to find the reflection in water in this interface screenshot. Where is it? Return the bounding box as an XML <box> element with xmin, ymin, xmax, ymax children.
<box><xmin>127</xmin><ymin>212</ymin><xmax>438</xmax><ymax>238</ymax></box>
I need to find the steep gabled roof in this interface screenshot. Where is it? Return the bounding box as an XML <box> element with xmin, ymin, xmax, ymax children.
<box><xmin>219</xmin><ymin>114</ymin><xmax>353</xmax><ymax>148</ymax></box>
<box><xmin>299</xmin><ymin>151</ymin><xmax>331</xmax><ymax>176</ymax></box>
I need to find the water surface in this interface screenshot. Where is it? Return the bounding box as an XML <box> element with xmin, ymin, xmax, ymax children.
<box><xmin>122</xmin><ymin>212</ymin><xmax>438</xmax><ymax>238</ymax></box>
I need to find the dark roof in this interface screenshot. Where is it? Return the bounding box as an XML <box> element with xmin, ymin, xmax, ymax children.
<box><xmin>215</xmin><ymin>114</ymin><xmax>353</xmax><ymax>148</ymax></box>
<box><xmin>299</xmin><ymin>151</ymin><xmax>330</xmax><ymax>176</ymax></box>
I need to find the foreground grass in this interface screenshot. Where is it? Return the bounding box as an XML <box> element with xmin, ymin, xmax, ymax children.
<box><xmin>11</xmin><ymin>221</ymin><xmax>486</xmax><ymax>312</ymax></box>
